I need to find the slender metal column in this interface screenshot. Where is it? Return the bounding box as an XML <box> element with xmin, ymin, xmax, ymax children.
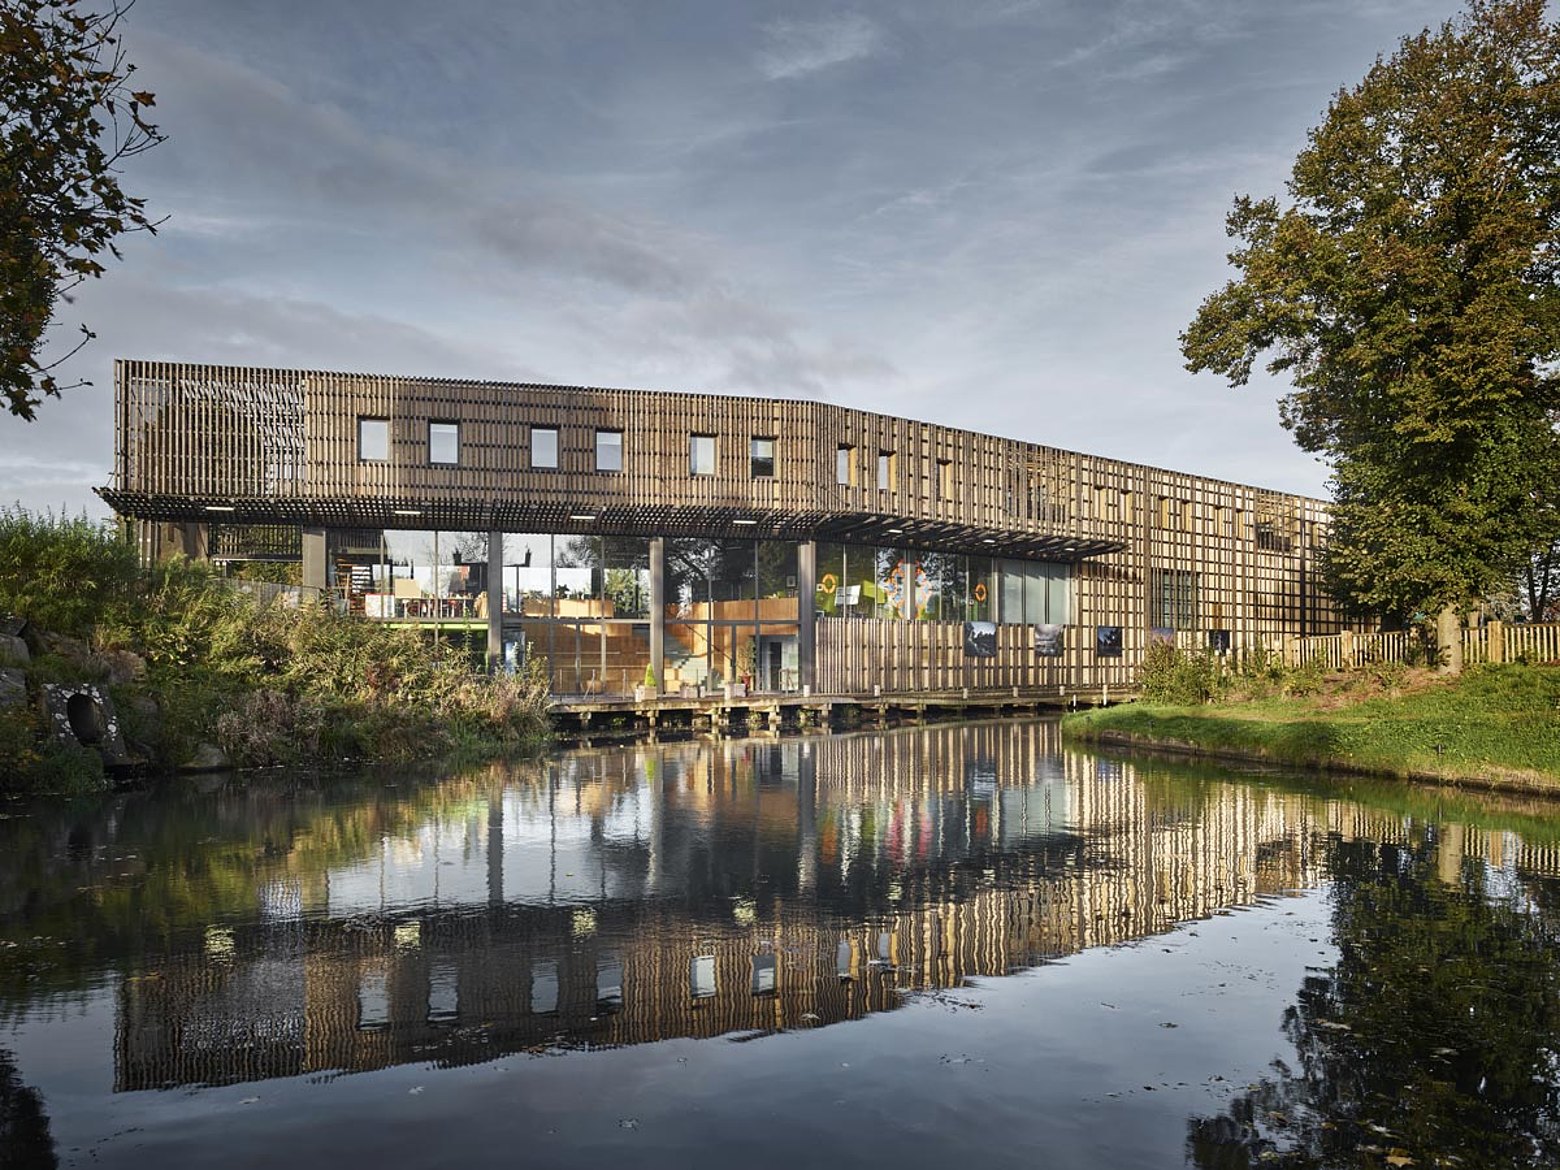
<box><xmin>302</xmin><ymin>527</ymin><xmax>327</xmax><ymax>596</ymax></box>
<box><xmin>487</xmin><ymin>530</ymin><xmax>503</xmax><ymax>672</ymax></box>
<box><xmin>797</xmin><ymin>539</ymin><xmax>817</xmax><ymax>692</ymax></box>
<box><xmin>649</xmin><ymin>537</ymin><xmax>665</xmax><ymax>695</ymax></box>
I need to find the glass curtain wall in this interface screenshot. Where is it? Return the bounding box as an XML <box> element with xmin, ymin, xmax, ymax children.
<box><xmin>664</xmin><ymin>538</ymin><xmax>800</xmax><ymax>695</ymax></box>
<box><xmin>506</xmin><ymin>533</ymin><xmax>651</xmax><ymax>695</ymax></box>
<box><xmin>815</xmin><ymin>544</ymin><xmax>1063</xmax><ymax>625</ymax></box>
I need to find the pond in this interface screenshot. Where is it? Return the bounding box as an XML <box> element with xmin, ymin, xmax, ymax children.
<box><xmin>3</xmin><ymin>719</ymin><xmax>1559</xmax><ymax>1168</ymax></box>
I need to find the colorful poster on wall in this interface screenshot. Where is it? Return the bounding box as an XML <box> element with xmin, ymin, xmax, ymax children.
<box><xmin>1208</xmin><ymin>629</ymin><xmax>1231</xmax><ymax>654</ymax></box>
<box><xmin>1034</xmin><ymin>624</ymin><xmax>1064</xmax><ymax>657</ymax></box>
<box><xmin>882</xmin><ymin>560</ymin><xmax>933</xmax><ymax>619</ymax></box>
<box><xmin>1096</xmin><ymin>625</ymin><xmax>1123</xmax><ymax>658</ymax></box>
<box><xmin>1149</xmin><ymin>626</ymin><xmax>1175</xmax><ymax>647</ymax></box>
<box><xmin>964</xmin><ymin>621</ymin><xmax>997</xmax><ymax>658</ymax></box>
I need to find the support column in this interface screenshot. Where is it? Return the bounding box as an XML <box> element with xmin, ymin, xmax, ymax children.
<box><xmin>798</xmin><ymin>539</ymin><xmax>817</xmax><ymax>693</ymax></box>
<box><xmin>649</xmin><ymin>537</ymin><xmax>665</xmax><ymax>696</ymax></box>
<box><xmin>302</xmin><ymin>527</ymin><xmax>327</xmax><ymax>597</ymax></box>
<box><xmin>487</xmin><ymin>530</ymin><xmax>503</xmax><ymax>673</ymax></box>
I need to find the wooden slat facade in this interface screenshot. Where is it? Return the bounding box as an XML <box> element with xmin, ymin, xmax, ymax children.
<box><xmin>101</xmin><ymin>360</ymin><xmax>1351</xmax><ymax>693</ymax></box>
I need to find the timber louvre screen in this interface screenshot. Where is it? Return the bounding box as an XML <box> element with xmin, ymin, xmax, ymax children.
<box><xmin>103</xmin><ymin>359</ymin><xmax>1352</xmax><ymax>693</ymax></box>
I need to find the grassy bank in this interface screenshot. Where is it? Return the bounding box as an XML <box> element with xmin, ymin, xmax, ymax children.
<box><xmin>1063</xmin><ymin>662</ymin><xmax>1560</xmax><ymax>791</ymax></box>
<box><xmin>0</xmin><ymin>510</ymin><xmax>551</xmax><ymax>795</ymax></box>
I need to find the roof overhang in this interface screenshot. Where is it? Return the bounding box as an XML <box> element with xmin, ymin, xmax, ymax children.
<box><xmin>96</xmin><ymin>488</ymin><xmax>1125</xmax><ymax>562</ymax></box>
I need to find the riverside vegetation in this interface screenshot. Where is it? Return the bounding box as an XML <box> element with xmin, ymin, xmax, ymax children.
<box><xmin>0</xmin><ymin>510</ymin><xmax>550</xmax><ymax>796</ymax></box>
<box><xmin>1064</xmin><ymin>640</ymin><xmax>1560</xmax><ymax>790</ymax></box>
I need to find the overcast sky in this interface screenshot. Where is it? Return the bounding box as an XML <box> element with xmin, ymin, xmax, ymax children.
<box><xmin>2</xmin><ymin>0</ymin><xmax>1464</xmax><ymax>518</ymax></box>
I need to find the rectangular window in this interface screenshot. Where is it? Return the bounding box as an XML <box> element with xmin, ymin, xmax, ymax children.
<box><xmin>532</xmin><ymin>426</ymin><xmax>558</xmax><ymax>469</ymax></box>
<box><xmin>358</xmin><ymin>417</ymin><xmax>389</xmax><ymax>462</ymax></box>
<box><xmin>836</xmin><ymin>445</ymin><xmax>856</xmax><ymax>486</ymax></box>
<box><xmin>690</xmin><ymin>434</ymin><xmax>716</xmax><ymax>477</ymax></box>
<box><xmin>1149</xmin><ymin>568</ymin><xmax>1199</xmax><ymax>629</ymax></box>
<box><xmin>429</xmin><ymin>421</ymin><xmax>459</xmax><ymax>466</ymax></box>
<box><xmin>595</xmin><ymin>429</ymin><xmax>623</xmax><ymax>472</ymax></box>
<box><xmin>750</xmin><ymin>437</ymin><xmax>775</xmax><ymax>478</ymax></box>
<box><xmin>877</xmin><ymin>451</ymin><xmax>896</xmax><ymax>491</ymax></box>
<box><xmin>937</xmin><ymin>459</ymin><xmax>953</xmax><ymax>498</ymax></box>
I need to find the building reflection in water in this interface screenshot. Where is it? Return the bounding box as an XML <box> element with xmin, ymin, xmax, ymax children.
<box><xmin>38</xmin><ymin>721</ymin><xmax>1552</xmax><ymax>1092</ymax></box>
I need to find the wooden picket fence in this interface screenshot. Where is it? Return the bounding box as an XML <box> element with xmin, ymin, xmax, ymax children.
<box><xmin>1291</xmin><ymin>621</ymin><xmax>1560</xmax><ymax>670</ymax></box>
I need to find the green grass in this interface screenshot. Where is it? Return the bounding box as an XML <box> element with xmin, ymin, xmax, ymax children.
<box><xmin>1063</xmin><ymin>664</ymin><xmax>1560</xmax><ymax>789</ymax></box>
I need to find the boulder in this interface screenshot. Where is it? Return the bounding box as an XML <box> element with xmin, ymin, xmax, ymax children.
<box><xmin>0</xmin><ymin>668</ymin><xmax>25</xmax><ymax>709</ymax></box>
<box><xmin>93</xmin><ymin>649</ymin><xmax>147</xmax><ymax>685</ymax></box>
<box><xmin>182</xmin><ymin>742</ymin><xmax>231</xmax><ymax>772</ymax></box>
<box><xmin>121</xmin><ymin>693</ymin><xmax>162</xmax><ymax>761</ymax></box>
<box><xmin>38</xmin><ymin>683</ymin><xmax>133</xmax><ymax>768</ymax></box>
<box><xmin>0</xmin><ymin>633</ymin><xmax>29</xmax><ymax>665</ymax></box>
<box><xmin>39</xmin><ymin>633</ymin><xmax>91</xmax><ymax>666</ymax></box>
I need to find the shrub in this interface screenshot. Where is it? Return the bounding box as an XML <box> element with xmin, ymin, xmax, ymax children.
<box><xmin>1141</xmin><ymin>642</ymin><xmax>1227</xmax><ymax>705</ymax></box>
<box><xmin>1358</xmin><ymin>656</ymin><xmax>1408</xmax><ymax>692</ymax></box>
<box><xmin>1283</xmin><ymin>654</ymin><xmax>1327</xmax><ymax>697</ymax></box>
<box><xmin>2</xmin><ymin>514</ymin><xmax>552</xmax><ymax>784</ymax></box>
<box><xmin>0</xmin><ymin>509</ymin><xmax>139</xmax><ymax>635</ymax></box>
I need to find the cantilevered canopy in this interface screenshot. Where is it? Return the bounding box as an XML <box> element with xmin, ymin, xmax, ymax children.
<box><xmin>95</xmin><ymin>489</ymin><xmax>1123</xmax><ymax>561</ymax></box>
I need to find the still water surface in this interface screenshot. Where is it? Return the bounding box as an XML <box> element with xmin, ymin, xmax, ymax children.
<box><xmin>3</xmin><ymin>719</ymin><xmax>1560</xmax><ymax>1168</ymax></box>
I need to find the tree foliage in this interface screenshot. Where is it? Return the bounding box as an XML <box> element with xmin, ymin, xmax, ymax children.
<box><xmin>1519</xmin><ymin>536</ymin><xmax>1560</xmax><ymax>620</ymax></box>
<box><xmin>1182</xmin><ymin>0</ymin><xmax>1560</xmax><ymax>620</ymax></box>
<box><xmin>0</xmin><ymin>0</ymin><xmax>163</xmax><ymax>421</ymax></box>
<box><xmin>1188</xmin><ymin>837</ymin><xmax>1560</xmax><ymax>1168</ymax></box>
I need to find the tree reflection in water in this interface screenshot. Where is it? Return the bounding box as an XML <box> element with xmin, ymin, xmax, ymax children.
<box><xmin>0</xmin><ymin>1048</ymin><xmax>56</xmax><ymax>1170</ymax></box>
<box><xmin>1188</xmin><ymin>835</ymin><xmax>1560</xmax><ymax>1168</ymax></box>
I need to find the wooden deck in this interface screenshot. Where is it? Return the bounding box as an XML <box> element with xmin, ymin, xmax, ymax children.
<box><xmin>548</xmin><ymin>685</ymin><xmax>1125</xmax><ymax>733</ymax></box>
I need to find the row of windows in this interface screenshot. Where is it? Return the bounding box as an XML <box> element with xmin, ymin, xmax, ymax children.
<box><xmin>357</xmin><ymin>418</ymin><xmax>780</xmax><ymax>477</ymax></box>
<box><xmin>834</xmin><ymin>445</ymin><xmax>954</xmax><ymax>496</ymax></box>
<box><xmin>357</xmin><ymin>423</ymin><xmax>1302</xmax><ymax>541</ymax></box>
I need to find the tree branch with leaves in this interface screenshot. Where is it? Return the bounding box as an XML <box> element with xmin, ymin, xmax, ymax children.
<box><xmin>1182</xmin><ymin>0</ymin><xmax>1560</xmax><ymax>622</ymax></box>
<box><xmin>1</xmin><ymin>0</ymin><xmax>164</xmax><ymax>420</ymax></box>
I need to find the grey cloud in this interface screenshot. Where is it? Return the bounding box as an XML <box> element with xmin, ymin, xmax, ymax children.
<box><xmin>3</xmin><ymin>0</ymin><xmax>1465</xmax><ymax>519</ymax></box>
<box><xmin>1</xmin><ymin>272</ymin><xmax>531</xmax><ymax>518</ymax></box>
<box><xmin>757</xmin><ymin>13</ymin><xmax>885</xmax><ymax>80</ymax></box>
<box><xmin>467</xmin><ymin>201</ymin><xmax>712</xmax><ymax>297</ymax></box>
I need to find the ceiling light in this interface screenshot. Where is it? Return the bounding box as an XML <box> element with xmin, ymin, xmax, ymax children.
<box><xmin>982</xmin><ymin>538</ymin><xmax>997</xmax><ymax>544</ymax></box>
<box><xmin>733</xmin><ymin>518</ymin><xmax>758</xmax><ymax>526</ymax></box>
<box><xmin>887</xmin><ymin>528</ymin><xmax>904</xmax><ymax>535</ymax></box>
<box><xmin>205</xmin><ymin>505</ymin><xmax>236</xmax><ymax>513</ymax></box>
<box><xmin>393</xmin><ymin>509</ymin><xmax>422</xmax><ymax>517</ymax></box>
<box><xmin>569</xmin><ymin>513</ymin><xmax>597</xmax><ymax>522</ymax></box>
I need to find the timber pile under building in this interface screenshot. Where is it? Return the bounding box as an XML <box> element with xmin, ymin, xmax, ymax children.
<box><xmin>98</xmin><ymin>360</ymin><xmax>1347</xmax><ymax>701</ymax></box>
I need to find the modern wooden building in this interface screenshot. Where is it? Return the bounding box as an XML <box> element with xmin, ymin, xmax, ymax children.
<box><xmin>98</xmin><ymin>360</ymin><xmax>1347</xmax><ymax>698</ymax></box>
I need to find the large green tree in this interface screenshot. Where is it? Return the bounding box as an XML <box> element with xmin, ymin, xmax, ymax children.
<box><xmin>1182</xmin><ymin>0</ymin><xmax>1560</xmax><ymax>621</ymax></box>
<box><xmin>1</xmin><ymin>0</ymin><xmax>163</xmax><ymax>421</ymax></box>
